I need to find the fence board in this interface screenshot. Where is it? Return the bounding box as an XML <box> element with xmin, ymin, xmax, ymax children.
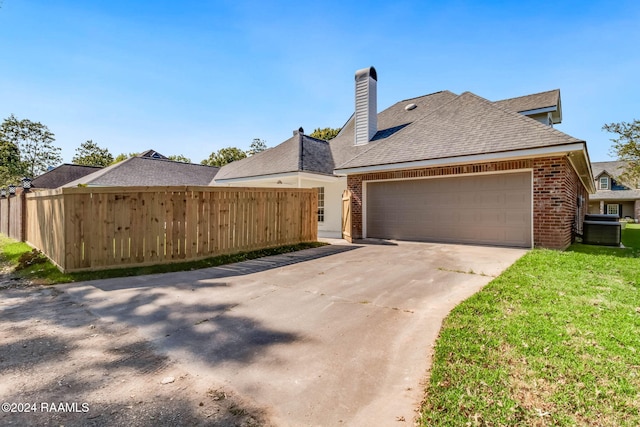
<box><xmin>20</xmin><ymin>186</ymin><xmax>316</xmax><ymax>272</ymax></box>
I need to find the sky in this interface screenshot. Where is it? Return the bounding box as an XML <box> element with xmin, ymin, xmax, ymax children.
<box><xmin>1</xmin><ymin>0</ymin><xmax>638</xmax><ymax>166</ymax></box>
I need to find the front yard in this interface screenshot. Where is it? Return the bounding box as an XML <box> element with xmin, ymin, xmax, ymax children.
<box><xmin>421</xmin><ymin>225</ymin><xmax>640</xmax><ymax>425</ymax></box>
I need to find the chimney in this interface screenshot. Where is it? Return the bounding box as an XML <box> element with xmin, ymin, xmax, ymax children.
<box><xmin>354</xmin><ymin>66</ymin><xmax>377</xmax><ymax>145</ymax></box>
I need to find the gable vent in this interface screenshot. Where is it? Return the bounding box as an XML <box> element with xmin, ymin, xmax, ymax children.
<box><xmin>354</xmin><ymin>66</ymin><xmax>377</xmax><ymax>146</ymax></box>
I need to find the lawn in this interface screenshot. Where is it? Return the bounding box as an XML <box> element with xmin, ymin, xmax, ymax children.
<box><xmin>0</xmin><ymin>234</ymin><xmax>326</xmax><ymax>284</ymax></box>
<box><xmin>421</xmin><ymin>225</ymin><xmax>640</xmax><ymax>426</ymax></box>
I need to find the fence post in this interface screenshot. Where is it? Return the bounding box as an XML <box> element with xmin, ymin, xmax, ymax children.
<box><xmin>20</xmin><ymin>190</ymin><xmax>27</xmax><ymax>242</ymax></box>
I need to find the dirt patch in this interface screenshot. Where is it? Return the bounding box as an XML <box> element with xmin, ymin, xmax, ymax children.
<box><xmin>0</xmin><ymin>274</ymin><xmax>270</xmax><ymax>426</ymax></box>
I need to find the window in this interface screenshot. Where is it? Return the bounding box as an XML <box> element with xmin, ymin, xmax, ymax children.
<box><xmin>607</xmin><ymin>204</ymin><xmax>619</xmax><ymax>216</ymax></box>
<box><xmin>314</xmin><ymin>187</ymin><xmax>325</xmax><ymax>223</ymax></box>
<box><xmin>599</xmin><ymin>176</ymin><xmax>609</xmax><ymax>190</ymax></box>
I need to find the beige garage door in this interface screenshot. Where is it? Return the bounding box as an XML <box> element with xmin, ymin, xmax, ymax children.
<box><xmin>366</xmin><ymin>172</ymin><xmax>532</xmax><ymax>247</ymax></box>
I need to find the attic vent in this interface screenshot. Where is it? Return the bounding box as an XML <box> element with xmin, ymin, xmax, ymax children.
<box><xmin>405</xmin><ymin>103</ymin><xmax>417</xmax><ymax>111</ymax></box>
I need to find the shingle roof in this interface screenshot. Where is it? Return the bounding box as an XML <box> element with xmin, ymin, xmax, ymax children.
<box><xmin>591</xmin><ymin>161</ymin><xmax>628</xmax><ymax>179</ymax></box>
<box><xmin>494</xmin><ymin>89</ymin><xmax>560</xmax><ymax>113</ymax></box>
<box><xmin>62</xmin><ymin>156</ymin><xmax>219</xmax><ymax>188</ymax></box>
<box><xmin>589</xmin><ymin>189</ymin><xmax>640</xmax><ymax>201</ymax></box>
<box><xmin>212</xmin><ymin>88</ymin><xmax>582</xmax><ymax>180</ymax></box>
<box><xmin>214</xmin><ymin>132</ymin><xmax>334</xmax><ymax>181</ymax></box>
<box><xmin>31</xmin><ymin>164</ymin><xmax>103</xmax><ymax>189</ymax></box>
<box><xmin>335</xmin><ymin>91</ymin><xmax>582</xmax><ymax>170</ymax></box>
<box><xmin>330</xmin><ymin>91</ymin><xmax>459</xmax><ymax>168</ymax></box>
<box><xmin>590</xmin><ymin>161</ymin><xmax>639</xmax><ymax>197</ymax></box>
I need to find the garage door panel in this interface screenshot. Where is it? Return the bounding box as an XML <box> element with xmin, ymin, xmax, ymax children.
<box><xmin>366</xmin><ymin>173</ymin><xmax>531</xmax><ymax>247</ymax></box>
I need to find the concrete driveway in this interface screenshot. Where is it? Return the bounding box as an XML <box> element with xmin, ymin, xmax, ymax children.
<box><xmin>60</xmin><ymin>240</ymin><xmax>526</xmax><ymax>426</ymax></box>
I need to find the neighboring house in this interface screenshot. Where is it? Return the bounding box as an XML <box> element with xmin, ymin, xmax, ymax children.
<box><xmin>213</xmin><ymin>129</ymin><xmax>344</xmax><ymax>237</ymax></box>
<box><xmin>63</xmin><ymin>151</ymin><xmax>219</xmax><ymax>187</ymax></box>
<box><xmin>215</xmin><ymin>66</ymin><xmax>594</xmax><ymax>249</ymax></box>
<box><xmin>31</xmin><ymin>164</ymin><xmax>103</xmax><ymax>190</ymax></box>
<box><xmin>588</xmin><ymin>161</ymin><xmax>640</xmax><ymax>220</ymax></box>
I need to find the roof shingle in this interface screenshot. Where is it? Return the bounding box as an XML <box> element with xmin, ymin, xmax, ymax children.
<box><xmin>62</xmin><ymin>157</ymin><xmax>219</xmax><ymax>187</ymax></box>
<box><xmin>214</xmin><ymin>132</ymin><xmax>334</xmax><ymax>181</ymax></box>
<box><xmin>335</xmin><ymin>91</ymin><xmax>582</xmax><ymax>170</ymax></box>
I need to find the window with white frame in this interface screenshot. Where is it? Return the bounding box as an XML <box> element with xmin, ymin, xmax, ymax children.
<box><xmin>314</xmin><ymin>187</ymin><xmax>325</xmax><ymax>222</ymax></box>
<box><xmin>599</xmin><ymin>176</ymin><xmax>609</xmax><ymax>190</ymax></box>
<box><xmin>607</xmin><ymin>204</ymin><xmax>619</xmax><ymax>216</ymax></box>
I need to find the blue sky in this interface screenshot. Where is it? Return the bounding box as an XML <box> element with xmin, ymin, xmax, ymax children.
<box><xmin>1</xmin><ymin>1</ymin><xmax>638</xmax><ymax>165</ymax></box>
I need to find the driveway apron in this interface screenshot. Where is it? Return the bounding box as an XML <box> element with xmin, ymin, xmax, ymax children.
<box><xmin>60</xmin><ymin>241</ymin><xmax>526</xmax><ymax>426</ymax></box>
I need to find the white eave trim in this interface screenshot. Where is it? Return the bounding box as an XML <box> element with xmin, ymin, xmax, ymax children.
<box><xmin>214</xmin><ymin>171</ymin><xmax>341</xmax><ymax>184</ymax></box>
<box><xmin>334</xmin><ymin>143</ymin><xmax>587</xmax><ymax>175</ymax></box>
<box><xmin>519</xmin><ymin>106</ymin><xmax>556</xmax><ymax>116</ymax></box>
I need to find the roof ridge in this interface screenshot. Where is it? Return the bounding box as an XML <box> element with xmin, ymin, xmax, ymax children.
<box><xmin>396</xmin><ymin>90</ymin><xmax>456</xmax><ymax>104</ymax></box>
<box><xmin>495</xmin><ymin>88</ymin><xmax>560</xmax><ymax>103</ymax></box>
<box><xmin>136</xmin><ymin>156</ymin><xmax>218</xmax><ymax>168</ymax></box>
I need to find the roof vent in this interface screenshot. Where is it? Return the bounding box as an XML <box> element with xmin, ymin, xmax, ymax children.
<box><xmin>405</xmin><ymin>103</ymin><xmax>417</xmax><ymax>111</ymax></box>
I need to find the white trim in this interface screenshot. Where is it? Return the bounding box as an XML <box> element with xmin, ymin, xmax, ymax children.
<box><xmin>566</xmin><ymin>151</ymin><xmax>596</xmax><ymax>194</ymax></box>
<box><xmin>362</xmin><ymin>181</ymin><xmax>368</xmax><ymax>239</ymax></box>
<box><xmin>334</xmin><ymin>143</ymin><xmax>586</xmax><ymax>175</ymax></box>
<box><xmin>362</xmin><ymin>169</ymin><xmax>534</xmax><ymax>248</ymax></box>
<box><xmin>518</xmin><ymin>106</ymin><xmax>556</xmax><ymax>116</ymax></box>
<box><xmin>363</xmin><ymin>168</ymin><xmax>532</xmax><ymax>184</ymax></box>
<box><xmin>599</xmin><ymin>176</ymin><xmax>609</xmax><ymax>190</ymax></box>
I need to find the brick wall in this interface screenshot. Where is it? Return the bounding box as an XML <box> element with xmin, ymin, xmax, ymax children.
<box><xmin>533</xmin><ymin>156</ymin><xmax>587</xmax><ymax>249</ymax></box>
<box><xmin>346</xmin><ymin>156</ymin><xmax>588</xmax><ymax>249</ymax></box>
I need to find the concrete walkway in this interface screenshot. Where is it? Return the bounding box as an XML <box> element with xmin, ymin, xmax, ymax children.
<box><xmin>60</xmin><ymin>240</ymin><xmax>526</xmax><ymax>426</ymax></box>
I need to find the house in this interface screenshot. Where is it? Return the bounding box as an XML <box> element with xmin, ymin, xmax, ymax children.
<box><xmin>63</xmin><ymin>151</ymin><xmax>219</xmax><ymax>187</ymax></box>
<box><xmin>213</xmin><ymin>129</ymin><xmax>344</xmax><ymax>237</ymax></box>
<box><xmin>214</xmin><ymin>66</ymin><xmax>594</xmax><ymax>249</ymax></box>
<box><xmin>588</xmin><ymin>161</ymin><xmax>640</xmax><ymax>220</ymax></box>
<box><xmin>30</xmin><ymin>164</ymin><xmax>103</xmax><ymax>190</ymax></box>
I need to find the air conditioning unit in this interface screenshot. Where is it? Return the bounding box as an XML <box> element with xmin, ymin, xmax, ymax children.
<box><xmin>583</xmin><ymin>220</ymin><xmax>621</xmax><ymax>246</ymax></box>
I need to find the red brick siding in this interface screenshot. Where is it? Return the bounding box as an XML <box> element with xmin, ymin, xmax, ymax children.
<box><xmin>347</xmin><ymin>156</ymin><xmax>588</xmax><ymax>249</ymax></box>
<box><xmin>532</xmin><ymin>156</ymin><xmax>587</xmax><ymax>249</ymax></box>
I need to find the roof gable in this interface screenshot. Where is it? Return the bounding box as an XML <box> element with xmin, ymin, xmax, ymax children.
<box><xmin>591</xmin><ymin>160</ymin><xmax>637</xmax><ymax>189</ymax></box>
<box><xmin>494</xmin><ymin>89</ymin><xmax>561</xmax><ymax>124</ymax></box>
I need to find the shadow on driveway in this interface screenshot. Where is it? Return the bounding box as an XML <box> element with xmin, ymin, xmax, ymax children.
<box><xmin>91</xmin><ymin>244</ymin><xmax>361</xmax><ymax>292</ymax></box>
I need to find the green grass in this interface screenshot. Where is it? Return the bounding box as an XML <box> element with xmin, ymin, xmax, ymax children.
<box><xmin>0</xmin><ymin>234</ymin><xmax>326</xmax><ymax>285</ymax></box>
<box><xmin>421</xmin><ymin>226</ymin><xmax>640</xmax><ymax>426</ymax></box>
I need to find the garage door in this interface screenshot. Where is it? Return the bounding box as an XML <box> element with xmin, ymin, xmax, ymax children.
<box><xmin>366</xmin><ymin>172</ymin><xmax>531</xmax><ymax>247</ymax></box>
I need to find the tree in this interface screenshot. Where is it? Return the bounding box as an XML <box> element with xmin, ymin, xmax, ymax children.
<box><xmin>0</xmin><ymin>139</ymin><xmax>24</xmax><ymax>186</ymax></box>
<box><xmin>604</xmin><ymin>119</ymin><xmax>640</xmax><ymax>183</ymax></box>
<box><xmin>112</xmin><ymin>152</ymin><xmax>138</xmax><ymax>164</ymax></box>
<box><xmin>167</xmin><ymin>154</ymin><xmax>192</xmax><ymax>163</ymax></box>
<box><xmin>247</xmin><ymin>138</ymin><xmax>267</xmax><ymax>156</ymax></box>
<box><xmin>1</xmin><ymin>114</ymin><xmax>62</xmax><ymax>177</ymax></box>
<box><xmin>310</xmin><ymin>127</ymin><xmax>341</xmax><ymax>141</ymax></box>
<box><xmin>72</xmin><ymin>140</ymin><xmax>114</xmax><ymax>167</ymax></box>
<box><xmin>201</xmin><ymin>147</ymin><xmax>247</xmax><ymax>167</ymax></box>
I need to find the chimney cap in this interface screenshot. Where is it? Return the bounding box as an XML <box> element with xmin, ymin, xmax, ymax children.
<box><xmin>293</xmin><ymin>127</ymin><xmax>304</xmax><ymax>136</ymax></box>
<box><xmin>355</xmin><ymin>66</ymin><xmax>377</xmax><ymax>81</ymax></box>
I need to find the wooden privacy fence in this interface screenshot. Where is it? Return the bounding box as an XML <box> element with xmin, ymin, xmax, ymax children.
<box><xmin>0</xmin><ymin>191</ymin><xmax>26</xmax><ymax>241</ymax></box>
<box><xmin>24</xmin><ymin>186</ymin><xmax>318</xmax><ymax>272</ymax></box>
